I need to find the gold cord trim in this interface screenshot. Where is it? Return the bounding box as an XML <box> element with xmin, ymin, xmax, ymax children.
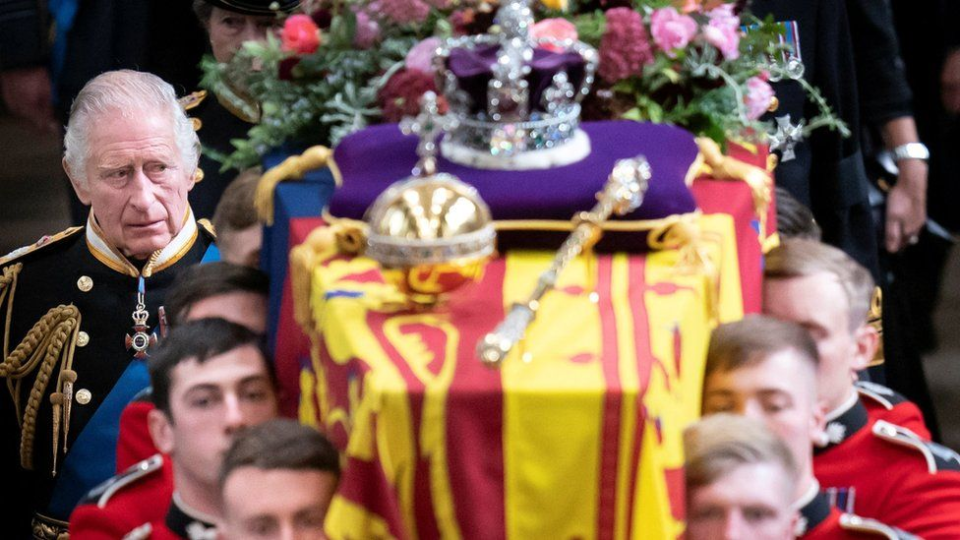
<box><xmin>255</xmin><ymin>146</ymin><xmax>342</xmax><ymax>226</ymax></box>
<box><xmin>2</xmin><ymin>262</ymin><xmax>84</xmax><ymax>473</ymax></box>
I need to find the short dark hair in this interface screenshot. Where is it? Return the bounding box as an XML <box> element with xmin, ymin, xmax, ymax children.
<box><xmin>219</xmin><ymin>418</ymin><xmax>340</xmax><ymax>490</ymax></box>
<box><xmin>164</xmin><ymin>262</ymin><xmax>268</xmax><ymax>327</ymax></box>
<box><xmin>149</xmin><ymin>318</ymin><xmax>274</xmax><ymax>416</ymax></box>
<box><xmin>775</xmin><ymin>186</ymin><xmax>821</xmax><ymax>241</ymax></box>
<box><xmin>706</xmin><ymin>315</ymin><xmax>819</xmax><ymax>378</ymax></box>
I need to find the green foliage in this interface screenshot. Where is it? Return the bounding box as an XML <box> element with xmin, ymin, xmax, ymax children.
<box><xmin>201</xmin><ymin>15</ymin><xmax>420</xmax><ymax>170</ymax></box>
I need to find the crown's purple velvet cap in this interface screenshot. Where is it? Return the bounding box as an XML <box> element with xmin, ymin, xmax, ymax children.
<box><xmin>447</xmin><ymin>45</ymin><xmax>586</xmax><ymax>114</ymax></box>
<box><xmin>329</xmin><ymin>121</ymin><xmax>699</xmax><ymax>252</ymax></box>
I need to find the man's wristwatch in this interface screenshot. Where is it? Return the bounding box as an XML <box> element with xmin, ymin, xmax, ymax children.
<box><xmin>890</xmin><ymin>142</ymin><xmax>930</xmax><ymax>162</ymax></box>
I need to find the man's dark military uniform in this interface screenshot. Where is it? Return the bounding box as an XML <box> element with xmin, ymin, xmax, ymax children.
<box><xmin>799</xmin><ymin>488</ymin><xmax>917</xmax><ymax>539</ymax></box>
<box><xmin>748</xmin><ymin>0</ymin><xmax>879</xmax><ymax>276</ymax></box>
<box><xmin>815</xmin><ymin>395</ymin><xmax>960</xmax><ymax>538</ymax></box>
<box><xmin>180</xmin><ymin>90</ymin><xmax>257</xmax><ymax>220</ymax></box>
<box><xmin>0</xmin><ymin>212</ymin><xmax>214</xmax><ymax>538</ymax></box>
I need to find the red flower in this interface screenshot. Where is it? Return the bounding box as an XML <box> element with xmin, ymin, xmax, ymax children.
<box><xmin>281</xmin><ymin>14</ymin><xmax>321</xmax><ymax>55</ymax></box>
<box><xmin>378</xmin><ymin>69</ymin><xmax>446</xmax><ymax>122</ymax></box>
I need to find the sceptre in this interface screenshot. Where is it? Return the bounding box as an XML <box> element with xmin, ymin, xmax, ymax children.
<box><xmin>476</xmin><ymin>156</ymin><xmax>652</xmax><ymax>367</ymax></box>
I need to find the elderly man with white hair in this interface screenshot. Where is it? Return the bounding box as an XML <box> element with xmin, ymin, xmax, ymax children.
<box><xmin>0</xmin><ymin>70</ymin><xmax>215</xmax><ymax>538</ymax></box>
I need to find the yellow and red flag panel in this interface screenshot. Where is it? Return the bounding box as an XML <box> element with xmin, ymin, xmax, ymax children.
<box><xmin>274</xmin><ymin>154</ymin><xmax>773</xmax><ymax>539</ymax></box>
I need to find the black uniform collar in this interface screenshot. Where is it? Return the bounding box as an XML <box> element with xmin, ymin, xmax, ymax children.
<box><xmin>796</xmin><ymin>489</ymin><xmax>833</xmax><ymax>536</ymax></box>
<box><xmin>815</xmin><ymin>394</ymin><xmax>869</xmax><ymax>453</ymax></box>
<box><xmin>167</xmin><ymin>493</ymin><xmax>217</xmax><ymax>540</ymax></box>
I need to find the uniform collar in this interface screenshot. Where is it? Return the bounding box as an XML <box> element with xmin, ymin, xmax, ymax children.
<box><xmin>795</xmin><ymin>487</ymin><xmax>833</xmax><ymax>537</ymax></box>
<box><xmin>816</xmin><ymin>394</ymin><xmax>869</xmax><ymax>453</ymax></box>
<box><xmin>85</xmin><ymin>208</ymin><xmax>199</xmax><ymax>278</ymax></box>
<box><xmin>167</xmin><ymin>492</ymin><xmax>217</xmax><ymax>540</ymax></box>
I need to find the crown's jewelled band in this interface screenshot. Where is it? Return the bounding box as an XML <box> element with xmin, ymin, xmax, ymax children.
<box><xmin>446</xmin><ymin>105</ymin><xmax>581</xmax><ymax>155</ymax></box>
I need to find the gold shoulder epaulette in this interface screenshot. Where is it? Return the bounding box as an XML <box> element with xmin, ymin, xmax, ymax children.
<box><xmin>92</xmin><ymin>454</ymin><xmax>164</xmax><ymax>508</ymax></box>
<box><xmin>838</xmin><ymin>513</ymin><xmax>917</xmax><ymax>539</ymax></box>
<box><xmin>197</xmin><ymin>218</ymin><xmax>217</xmax><ymax>239</ymax></box>
<box><xmin>178</xmin><ymin>90</ymin><xmax>207</xmax><ymax>112</ymax></box>
<box><xmin>0</xmin><ymin>226</ymin><xmax>83</xmax><ymax>266</ymax></box>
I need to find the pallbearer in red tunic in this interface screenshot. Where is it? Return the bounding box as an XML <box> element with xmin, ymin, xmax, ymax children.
<box><xmin>762</xmin><ymin>239</ymin><xmax>960</xmax><ymax>537</ymax></box>
<box><xmin>701</xmin><ymin>317</ymin><xmax>912</xmax><ymax>540</ymax></box>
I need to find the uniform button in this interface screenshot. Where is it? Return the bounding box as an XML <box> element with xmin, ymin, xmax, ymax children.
<box><xmin>77</xmin><ymin>331</ymin><xmax>90</xmax><ymax>347</ymax></box>
<box><xmin>768</xmin><ymin>96</ymin><xmax>780</xmax><ymax>113</ymax></box>
<box><xmin>76</xmin><ymin>389</ymin><xmax>92</xmax><ymax>405</ymax></box>
<box><xmin>77</xmin><ymin>276</ymin><xmax>93</xmax><ymax>292</ymax></box>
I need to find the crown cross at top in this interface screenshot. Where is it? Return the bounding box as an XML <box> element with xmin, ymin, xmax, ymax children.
<box><xmin>400</xmin><ymin>92</ymin><xmax>459</xmax><ymax>177</ymax></box>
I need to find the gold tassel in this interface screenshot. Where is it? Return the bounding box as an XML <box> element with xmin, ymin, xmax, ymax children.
<box><xmin>49</xmin><ymin>393</ymin><xmax>63</xmax><ymax>475</ymax></box>
<box><xmin>60</xmin><ymin>369</ymin><xmax>78</xmax><ymax>453</ymax></box>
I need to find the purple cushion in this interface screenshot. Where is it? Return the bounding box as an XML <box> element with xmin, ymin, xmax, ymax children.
<box><xmin>329</xmin><ymin>120</ymin><xmax>700</xmax><ymax>252</ymax></box>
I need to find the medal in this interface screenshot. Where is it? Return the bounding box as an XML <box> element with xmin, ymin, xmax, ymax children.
<box><xmin>125</xmin><ymin>276</ymin><xmax>157</xmax><ymax>359</ymax></box>
<box><xmin>769</xmin><ymin>114</ymin><xmax>805</xmax><ymax>162</ymax></box>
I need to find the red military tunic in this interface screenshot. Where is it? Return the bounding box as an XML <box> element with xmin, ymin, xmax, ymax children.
<box><xmin>115</xmin><ymin>397</ymin><xmax>160</xmax><ymax>472</ymax></box>
<box><xmin>799</xmin><ymin>489</ymin><xmax>916</xmax><ymax>538</ymax></box>
<box><xmin>814</xmin><ymin>397</ymin><xmax>960</xmax><ymax>539</ymax></box>
<box><xmin>856</xmin><ymin>381</ymin><xmax>931</xmax><ymax>440</ymax></box>
<box><xmin>121</xmin><ymin>496</ymin><xmax>217</xmax><ymax>540</ymax></box>
<box><xmin>69</xmin><ymin>454</ymin><xmax>173</xmax><ymax>539</ymax></box>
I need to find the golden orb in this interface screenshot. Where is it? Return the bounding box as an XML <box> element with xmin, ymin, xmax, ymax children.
<box><xmin>365</xmin><ymin>173</ymin><xmax>496</xmax><ymax>305</ymax></box>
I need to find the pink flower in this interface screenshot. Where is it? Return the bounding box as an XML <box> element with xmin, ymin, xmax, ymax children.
<box><xmin>375</xmin><ymin>0</ymin><xmax>431</xmax><ymax>25</ymax></box>
<box><xmin>598</xmin><ymin>8</ymin><xmax>654</xmax><ymax>83</ymax></box>
<box><xmin>405</xmin><ymin>37</ymin><xmax>441</xmax><ymax>74</ymax></box>
<box><xmin>354</xmin><ymin>11</ymin><xmax>381</xmax><ymax>49</ymax></box>
<box><xmin>702</xmin><ymin>4</ymin><xmax>740</xmax><ymax>59</ymax></box>
<box><xmin>744</xmin><ymin>76</ymin><xmax>774</xmax><ymax>120</ymax></box>
<box><xmin>706</xmin><ymin>3</ymin><xmax>738</xmax><ymax>25</ymax></box>
<box><xmin>531</xmin><ymin>18</ymin><xmax>578</xmax><ymax>52</ymax></box>
<box><xmin>650</xmin><ymin>7</ymin><xmax>697</xmax><ymax>58</ymax></box>
<box><xmin>280</xmin><ymin>14</ymin><xmax>321</xmax><ymax>55</ymax></box>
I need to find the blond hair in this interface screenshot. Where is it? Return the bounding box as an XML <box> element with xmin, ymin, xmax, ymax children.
<box><xmin>764</xmin><ymin>238</ymin><xmax>874</xmax><ymax>331</ymax></box>
<box><xmin>684</xmin><ymin>413</ymin><xmax>798</xmax><ymax>493</ymax></box>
